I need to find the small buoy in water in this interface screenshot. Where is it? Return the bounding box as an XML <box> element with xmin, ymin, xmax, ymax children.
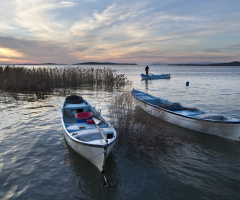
<box><xmin>186</xmin><ymin>81</ymin><xmax>189</xmax><ymax>86</ymax></box>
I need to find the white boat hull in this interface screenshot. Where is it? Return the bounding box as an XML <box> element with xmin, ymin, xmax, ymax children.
<box><xmin>61</xmin><ymin>95</ymin><xmax>117</xmax><ymax>172</ymax></box>
<box><xmin>62</xmin><ymin>126</ymin><xmax>115</xmax><ymax>171</ymax></box>
<box><xmin>140</xmin><ymin>73</ymin><xmax>171</xmax><ymax>79</ymax></box>
<box><xmin>133</xmin><ymin>90</ymin><xmax>240</xmax><ymax>141</ymax></box>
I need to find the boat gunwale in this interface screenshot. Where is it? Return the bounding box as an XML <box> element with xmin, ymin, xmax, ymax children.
<box><xmin>132</xmin><ymin>90</ymin><xmax>240</xmax><ymax>125</ymax></box>
<box><xmin>140</xmin><ymin>73</ymin><xmax>171</xmax><ymax>76</ymax></box>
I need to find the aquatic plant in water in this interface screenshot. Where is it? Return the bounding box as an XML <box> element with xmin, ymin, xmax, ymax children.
<box><xmin>0</xmin><ymin>65</ymin><xmax>130</xmax><ymax>93</ymax></box>
<box><xmin>109</xmin><ymin>93</ymin><xmax>185</xmax><ymax>157</ymax></box>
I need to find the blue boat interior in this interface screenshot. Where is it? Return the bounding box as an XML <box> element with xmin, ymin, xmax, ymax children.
<box><xmin>63</xmin><ymin>100</ymin><xmax>114</xmax><ymax>141</ymax></box>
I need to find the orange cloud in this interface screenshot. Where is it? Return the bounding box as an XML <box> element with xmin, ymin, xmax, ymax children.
<box><xmin>0</xmin><ymin>47</ymin><xmax>24</xmax><ymax>58</ymax></box>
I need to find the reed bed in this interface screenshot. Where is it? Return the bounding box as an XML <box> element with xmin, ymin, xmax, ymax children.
<box><xmin>109</xmin><ymin>93</ymin><xmax>184</xmax><ymax>155</ymax></box>
<box><xmin>109</xmin><ymin>93</ymin><xmax>168</xmax><ymax>145</ymax></box>
<box><xmin>0</xmin><ymin>65</ymin><xmax>129</xmax><ymax>93</ymax></box>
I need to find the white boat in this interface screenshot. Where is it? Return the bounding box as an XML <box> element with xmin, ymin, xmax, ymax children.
<box><xmin>140</xmin><ymin>73</ymin><xmax>171</xmax><ymax>79</ymax></box>
<box><xmin>132</xmin><ymin>89</ymin><xmax>240</xmax><ymax>141</ymax></box>
<box><xmin>61</xmin><ymin>94</ymin><xmax>117</xmax><ymax>175</ymax></box>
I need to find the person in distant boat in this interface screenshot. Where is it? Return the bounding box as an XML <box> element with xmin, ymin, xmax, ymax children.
<box><xmin>145</xmin><ymin>66</ymin><xmax>149</xmax><ymax>75</ymax></box>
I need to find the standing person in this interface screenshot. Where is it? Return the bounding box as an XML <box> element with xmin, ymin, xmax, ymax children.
<box><xmin>145</xmin><ymin>66</ymin><xmax>149</xmax><ymax>75</ymax></box>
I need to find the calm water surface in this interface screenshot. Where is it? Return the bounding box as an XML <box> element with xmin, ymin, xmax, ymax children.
<box><xmin>0</xmin><ymin>65</ymin><xmax>240</xmax><ymax>200</ymax></box>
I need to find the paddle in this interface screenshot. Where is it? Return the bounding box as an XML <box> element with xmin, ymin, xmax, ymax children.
<box><xmin>93</xmin><ymin>118</ymin><xmax>108</xmax><ymax>143</ymax></box>
<box><xmin>92</xmin><ymin>117</ymin><xmax>110</xmax><ymax>188</ymax></box>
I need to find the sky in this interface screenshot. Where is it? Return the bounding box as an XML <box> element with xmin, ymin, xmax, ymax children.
<box><xmin>0</xmin><ymin>0</ymin><xmax>240</xmax><ymax>65</ymax></box>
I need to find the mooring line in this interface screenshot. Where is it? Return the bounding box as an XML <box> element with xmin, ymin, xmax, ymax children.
<box><xmin>13</xmin><ymin>151</ymin><xmax>104</xmax><ymax>200</ymax></box>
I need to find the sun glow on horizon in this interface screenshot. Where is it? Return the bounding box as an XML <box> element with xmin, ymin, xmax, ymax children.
<box><xmin>0</xmin><ymin>47</ymin><xmax>24</xmax><ymax>58</ymax></box>
<box><xmin>0</xmin><ymin>47</ymin><xmax>31</xmax><ymax>64</ymax></box>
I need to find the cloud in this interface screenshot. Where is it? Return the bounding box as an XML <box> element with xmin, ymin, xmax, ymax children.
<box><xmin>227</xmin><ymin>44</ymin><xmax>240</xmax><ymax>48</ymax></box>
<box><xmin>70</xmin><ymin>3</ymin><xmax>138</xmax><ymax>33</ymax></box>
<box><xmin>0</xmin><ymin>0</ymin><xmax>240</xmax><ymax>64</ymax></box>
<box><xmin>59</xmin><ymin>1</ymin><xmax>77</xmax><ymax>7</ymax></box>
<box><xmin>0</xmin><ymin>36</ymin><xmax>75</xmax><ymax>63</ymax></box>
<box><xmin>0</xmin><ymin>0</ymin><xmax>78</xmax><ymax>40</ymax></box>
<box><xmin>14</xmin><ymin>1</ymin><xmax>64</xmax><ymax>37</ymax></box>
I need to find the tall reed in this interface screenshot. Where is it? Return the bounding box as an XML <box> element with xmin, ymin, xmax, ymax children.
<box><xmin>109</xmin><ymin>93</ymin><xmax>184</xmax><ymax>156</ymax></box>
<box><xmin>109</xmin><ymin>93</ymin><xmax>167</xmax><ymax>144</ymax></box>
<box><xmin>0</xmin><ymin>66</ymin><xmax>129</xmax><ymax>93</ymax></box>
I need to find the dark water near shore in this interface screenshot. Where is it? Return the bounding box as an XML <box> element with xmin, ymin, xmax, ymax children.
<box><xmin>0</xmin><ymin>64</ymin><xmax>240</xmax><ymax>200</ymax></box>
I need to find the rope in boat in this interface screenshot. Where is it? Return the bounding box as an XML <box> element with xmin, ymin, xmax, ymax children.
<box><xmin>13</xmin><ymin>151</ymin><xmax>104</xmax><ymax>200</ymax></box>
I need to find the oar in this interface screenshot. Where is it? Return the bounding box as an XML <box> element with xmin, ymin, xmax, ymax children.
<box><xmin>93</xmin><ymin>118</ymin><xmax>108</xmax><ymax>143</ymax></box>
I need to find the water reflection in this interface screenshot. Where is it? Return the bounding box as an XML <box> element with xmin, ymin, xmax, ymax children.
<box><xmin>143</xmin><ymin>79</ymin><xmax>150</xmax><ymax>89</ymax></box>
<box><xmin>0</xmin><ymin>84</ymin><xmax>125</xmax><ymax>104</ymax></box>
<box><xmin>1</xmin><ymin>75</ymin><xmax>240</xmax><ymax>200</ymax></box>
<box><xmin>0</xmin><ymin>91</ymin><xmax>51</xmax><ymax>103</ymax></box>
<box><xmin>62</xmin><ymin>136</ymin><xmax>118</xmax><ymax>199</ymax></box>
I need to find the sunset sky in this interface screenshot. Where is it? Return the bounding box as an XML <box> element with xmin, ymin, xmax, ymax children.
<box><xmin>0</xmin><ymin>0</ymin><xmax>239</xmax><ymax>65</ymax></box>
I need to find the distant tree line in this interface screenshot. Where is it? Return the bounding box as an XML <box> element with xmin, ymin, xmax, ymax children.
<box><xmin>169</xmin><ymin>61</ymin><xmax>240</xmax><ymax>66</ymax></box>
<box><xmin>73</xmin><ymin>62</ymin><xmax>137</xmax><ymax>65</ymax></box>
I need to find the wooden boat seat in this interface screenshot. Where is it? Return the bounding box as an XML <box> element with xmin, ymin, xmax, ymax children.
<box><xmin>64</xmin><ymin>102</ymin><xmax>90</xmax><ymax>113</ymax></box>
<box><xmin>202</xmin><ymin>115</ymin><xmax>227</xmax><ymax>121</ymax></box>
<box><xmin>174</xmin><ymin>110</ymin><xmax>203</xmax><ymax>117</ymax></box>
<box><xmin>66</xmin><ymin>122</ymin><xmax>108</xmax><ymax>132</ymax></box>
<box><xmin>197</xmin><ymin>113</ymin><xmax>229</xmax><ymax>121</ymax></box>
<box><xmin>72</xmin><ymin>128</ymin><xmax>115</xmax><ymax>142</ymax></box>
<box><xmin>66</xmin><ymin>123</ymin><xmax>96</xmax><ymax>132</ymax></box>
<box><xmin>143</xmin><ymin>96</ymin><xmax>158</xmax><ymax>103</ymax></box>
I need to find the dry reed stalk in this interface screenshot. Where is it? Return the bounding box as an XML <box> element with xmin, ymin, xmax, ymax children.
<box><xmin>0</xmin><ymin>66</ymin><xmax>129</xmax><ymax>93</ymax></box>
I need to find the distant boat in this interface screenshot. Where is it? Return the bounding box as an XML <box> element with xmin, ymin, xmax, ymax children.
<box><xmin>61</xmin><ymin>94</ymin><xmax>117</xmax><ymax>181</ymax></box>
<box><xmin>132</xmin><ymin>89</ymin><xmax>240</xmax><ymax>141</ymax></box>
<box><xmin>140</xmin><ymin>73</ymin><xmax>171</xmax><ymax>79</ymax></box>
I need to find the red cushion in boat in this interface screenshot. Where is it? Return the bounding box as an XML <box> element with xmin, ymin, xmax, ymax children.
<box><xmin>76</xmin><ymin>112</ymin><xmax>92</xmax><ymax>120</ymax></box>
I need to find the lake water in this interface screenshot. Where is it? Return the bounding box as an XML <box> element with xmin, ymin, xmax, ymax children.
<box><xmin>0</xmin><ymin>64</ymin><xmax>240</xmax><ymax>200</ymax></box>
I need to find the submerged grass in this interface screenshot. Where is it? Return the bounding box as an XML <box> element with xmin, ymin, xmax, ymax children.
<box><xmin>0</xmin><ymin>65</ymin><xmax>130</xmax><ymax>93</ymax></box>
<box><xmin>109</xmin><ymin>93</ymin><xmax>175</xmax><ymax>152</ymax></box>
<box><xmin>109</xmin><ymin>93</ymin><xmax>189</xmax><ymax>158</ymax></box>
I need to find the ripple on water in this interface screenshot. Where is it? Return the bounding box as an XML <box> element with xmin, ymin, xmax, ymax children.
<box><xmin>1</xmin><ymin>66</ymin><xmax>240</xmax><ymax>199</ymax></box>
